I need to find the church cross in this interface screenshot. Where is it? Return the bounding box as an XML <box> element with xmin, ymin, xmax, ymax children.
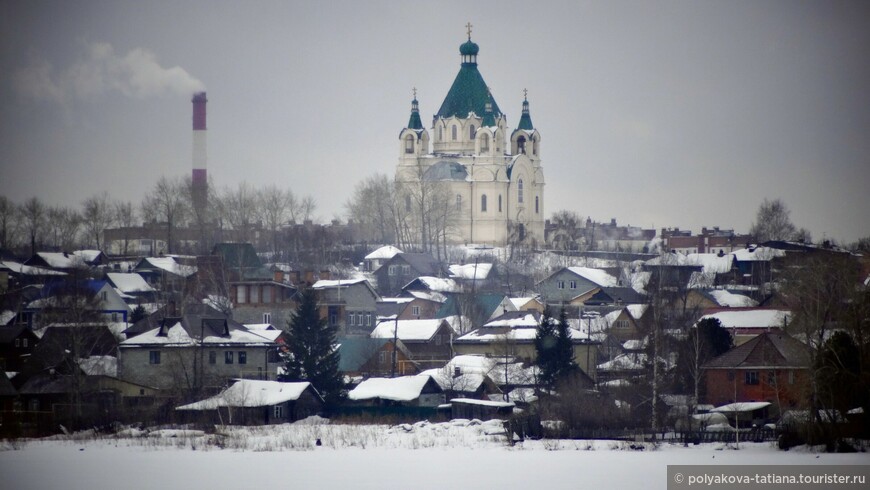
<box><xmin>466</xmin><ymin>22</ymin><xmax>473</xmax><ymax>40</ymax></box>
<box><xmin>413</xmin><ymin>87</ymin><xmax>417</xmax><ymax>99</ymax></box>
<box><xmin>523</xmin><ymin>88</ymin><xmax>528</xmax><ymax>100</ymax></box>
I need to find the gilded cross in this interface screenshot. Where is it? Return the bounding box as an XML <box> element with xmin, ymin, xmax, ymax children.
<box><xmin>466</xmin><ymin>22</ymin><xmax>473</xmax><ymax>39</ymax></box>
<box><xmin>523</xmin><ymin>88</ymin><xmax>528</xmax><ymax>100</ymax></box>
<box><xmin>413</xmin><ymin>87</ymin><xmax>417</xmax><ymax>99</ymax></box>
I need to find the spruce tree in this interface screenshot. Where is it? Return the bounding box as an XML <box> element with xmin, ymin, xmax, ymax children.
<box><xmin>281</xmin><ymin>288</ymin><xmax>344</xmax><ymax>406</ymax></box>
<box><xmin>535</xmin><ymin>307</ymin><xmax>578</xmax><ymax>390</ymax></box>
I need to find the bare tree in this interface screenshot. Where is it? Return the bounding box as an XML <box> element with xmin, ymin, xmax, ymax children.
<box><xmin>81</xmin><ymin>192</ymin><xmax>114</xmax><ymax>250</ymax></box>
<box><xmin>548</xmin><ymin>210</ymin><xmax>586</xmax><ymax>260</ymax></box>
<box><xmin>20</xmin><ymin>197</ymin><xmax>47</xmax><ymax>256</ymax></box>
<box><xmin>112</xmin><ymin>200</ymin><xmax>138</xmax><ymax>256</ymax></box>
<box><xmin>345</xmin><ymin>174</ymin><xmax>397</xmax><ymax>244</ymax></box>
<box><xmin>182</xmin><ymin>175</ymin><xmax>217</xmax><ymax>254</ymax></box>
<box><xmin>0</xmin><ymin>195</ymin><xmax>18</xmax><ymax>251</ymax></box>
<box><xmin>258</xmin><ymin>185</ymin><xmax>296</xmax><ymax>256</ymax></box>
<box><xmin>142</xmin><ymin>176</ymin><xmax>189</xmax><ymax>254</ymax></box>
<box><xmin>300</xmin><ymin>195</ymin><xmax>317</xmax><ymax>222</ymax></box>
<box><xmin>749</xmin><ymin>198</ymin><xmax>797</xmax><ymax>243</ymax></box>
<box><xmin>45</xmin><ymin>205</ymin><xmax>81</xmax><ymax>251</ymax></box>
<box><xmin>218</xmin><ymin>182</ymin><xmax>259</xmax><ymax>245</ymax></box>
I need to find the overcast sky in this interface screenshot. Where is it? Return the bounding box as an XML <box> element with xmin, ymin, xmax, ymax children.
<box><xmin>1</xmin><ymin>1</ymin><xmax>868</xmax><ymax>244</ymax></box>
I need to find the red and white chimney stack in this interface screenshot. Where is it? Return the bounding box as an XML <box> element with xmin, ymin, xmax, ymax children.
<box><xmin>191</xmin><ymin>92</ymin><xmax>208</xmax><ymax>215</ymax></box>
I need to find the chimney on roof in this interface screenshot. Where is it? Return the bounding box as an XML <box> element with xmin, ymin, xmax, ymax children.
<box><xmin>320</xmin><ymin>270</ymin><xmax>331</xmax><ymax>281</ymax></box>
<box><xmin>274</xmin><ymin>270</ymin><xmax>284</xmax><ymax>283</ymax></box>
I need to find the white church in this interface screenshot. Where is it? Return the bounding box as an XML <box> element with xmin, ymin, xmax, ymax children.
<box><xmin>395</xmin><ymin>28</ymin><xmax>545</xmax><ymax>247</ymax></box>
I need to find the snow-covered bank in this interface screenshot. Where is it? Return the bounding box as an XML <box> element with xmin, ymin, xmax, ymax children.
<box><xmin>1</xmin><ymin>421</ymin><xmax>867</xmax><ymax>490</ymax></box>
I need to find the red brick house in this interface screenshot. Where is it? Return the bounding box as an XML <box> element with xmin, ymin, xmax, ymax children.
<box><xmin>702</xmin><ymin>332</ymin><xmax>810</xmax><ymax>414</ymax></box>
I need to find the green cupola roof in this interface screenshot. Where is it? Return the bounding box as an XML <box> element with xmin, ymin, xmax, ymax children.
<box><xmin>516</xmin><ymin>91</ymin><xmax>534</xmax><ymax>130</ymax></box>
<box><xmin>436</xmin><ymin>34</ymin><xmax>502</xmax><ymax>120</ymax></box>
<box><xmin>407</xmin><ymin>89</ymin><xmax>423</xmax><ymax>130</ymax></box>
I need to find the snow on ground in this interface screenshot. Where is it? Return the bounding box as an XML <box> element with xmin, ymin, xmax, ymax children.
<box><xmin>1</xmin><ymin>421</ymin><xmax>867</xmax><ymax>490</ymax></box>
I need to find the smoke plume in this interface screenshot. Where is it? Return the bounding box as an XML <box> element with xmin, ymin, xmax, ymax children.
<box><xmin>14</xmin><ymin>42</ymin><xmax>205</xmax><ymax>102</ymax></box>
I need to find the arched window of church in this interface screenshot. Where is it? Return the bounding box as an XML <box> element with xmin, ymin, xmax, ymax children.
<box><xmin>517</xmin><ymin>136</ymin><xmax>526</xmax><ymax>154</ymax></box>
<box><xmin>439</xmin><ymin>126</ymin><xmax>443</xmax><ymax>140</ymax></box>
<box><xmin>452</xmin><ymin>125</ymin><xmax>457</xmax><ymax>141</ymax></box>
<box><xmin>455</xmin><ymin>194</ymin><xmax>462</xmax><ymax>210</ymax></box>
<box><xmin>518</xmin><ymin>179</ymin><xmax>524</xmax><ymax>204</ymax></box>
<box><xmin>535</xmin><ymin>196</ymin><xmax>539</xmax><ymax>214</ymax></box>
<box><xmin>405</xmin><ymin>194</ymin><xmax>411</xmax><ymax>212</ymax></box>
<box><xmin>532</xmin><ymin>138</ymin><xmax>538</xmax><ymax>156</ymax></box>
<box><xmin>498</xmin><ymin>194</ymin><xmax>502</xmax><ymax>212</ymax></box>
<box><xmin>480</xmin><ymin>134</ymin><xmax>489</xmax><ymax>152</ymax></box>
<box><xmin>469</xmin><ymin>125</ymin><xmax>475</xmax><ymax>140</ymax></box>
<box><xmin>481</xmin><ymin>194</ymin><xmax>487</xmax><ymax>212</ymax></box>
<box><xmin>404</xmin><ymin>134</ymin><xmax>415</xmax><ymax>154</ymax></box>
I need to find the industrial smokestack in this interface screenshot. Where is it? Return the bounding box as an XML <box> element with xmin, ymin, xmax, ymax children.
<box><xmin>192</xmin><ymin>92</ymin><xmax>208</xmax><ymax>215</ymax></box>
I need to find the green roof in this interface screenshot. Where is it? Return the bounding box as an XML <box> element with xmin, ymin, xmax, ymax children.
<box><xmin>517</xmin><ymin>100</ymin><xmax>534</xmax><ymax>130</ymax></box>
<box><xmin>437</xmin><ymin>43</ymin><xmax>501</xmax><ymax>119</ymax></box>
<box><xmin>407</xmin><ymin>98</ymin><xmax>424</xmax><ymax>130</ymax></box>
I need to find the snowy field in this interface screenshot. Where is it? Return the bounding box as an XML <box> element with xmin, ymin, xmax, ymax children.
<box><xmin>1</xmin><ymin>419</ymin><xmax>867</xmax><ymax>490</ymax></box>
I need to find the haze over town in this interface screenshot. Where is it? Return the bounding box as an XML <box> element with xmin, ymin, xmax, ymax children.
<box><xmin>1</xmin><ymin>0</ymin><xmax>869</xmax><ymax>243</ymax></box>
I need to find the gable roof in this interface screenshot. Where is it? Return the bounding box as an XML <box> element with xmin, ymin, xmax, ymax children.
<box><xmin>347</xmin><ymin>375</ymin><xmax>441</xmax><ymax>402</ymax></box>
<box><xmin>106</xmin><ymin>273</ymin><xmax>155</xmax><ymax>294</ymax></box>
<box><xmin>391</xmin><ymin>253</ymin><xmax>442</xmax><ymax>276</ymax></box>
<box><xmin>403</xmin><ymin>276</ymin><xmax>461</xmax><ymax>293</ymax></box>
<box><xmin>121</xmin><ymin>311</ymin><xmax>272</xmax><ymax>346</ymax></box>
<box><xmin>337</xmin><ymin>337</ymin><xmax>398</xmax><ymax>372</ymax></box>
<box><xmin>370</xmin><ymin>318</ymin><xmax>452</xmax><ymax>342</ymax></box>
<box><xmin>703</xmin><ymin>332</ymin><xmax>810</xmax><ymax>369</ymax></box>
<box><xmin>135</xmin><ymin>257</ymin><xmax>197</xmax><ymax>277</ymax></box>
<box><xmin>565</xmin><ymin>267</ymin><xmax>619</xmax><ymax>287</ymax></box>
<box><xmin>697</xmin><ymin>308</ymin><xmax>790</xmax><ymax>330</ymax></box>
<box><xmin>365</xmin><ymin>245</ymin><xmax>403</xmax><ymax>261</ymax></box>
<box><xmin>448</xmin><ymin>263</ymin><xmax>493</xmax><ymax>281</ymax></box>
<box><xmin>176</xmin><ymin>380</ymin><xmax>321</xmax><ymax>410</ymax></box>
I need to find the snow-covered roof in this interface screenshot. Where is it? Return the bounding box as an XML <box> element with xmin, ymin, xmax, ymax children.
<box><xmin>509</xmin><ymin>297</ymin><xmax>540</xmax><ymax>310</ymax></box>
<box><xmin>370</xmin><ymin>318</ymin><xmax>451</xmax><ymax>342</ymax></box>
<box><xmin>597</xmin><ymin>353</ymin><xmax>647</xmax><ymax>372</ymax></box>
<box><xmin>408</xmin><ymin>276</ymin><xmax>462</xmax><ymax>293</ymax></box>
<box><xmin>177</xmin><ymin>380</ymin><xmax>315</xmax><ymax>410</ymax></box>
<box><xmin>708</xmin><ymin>290</ymin><xmax>758</xmax><ymax>308</ymax></box>
<box><xmin>77</xmin><ymin>355</ymin><xmax>117</xmax><ymax>377</ymax></box>
<box><xmin>684</xmin><ymin>253</ymin><xmax>734</xmax><ymax>274</ymax></box>
<box><xmin>731</xmin><ymin>246</ymin><xmax>785</xmax><ymax>262</ymax></box>
<box><xmin>35</xmin><ymin>252</ymin><xmax>84</xmax><ymax>269</ymax></box>
<box><xmin>107</xmin><ymin>272</ymin><xmax>155</xmax><ymax>294</ymax></box>
<box><xmin>121</xmin><ymin>322</ymin><xmax>274</xmax><ymax>346</ymax></box>
<box><xmin>139</xmin><ymin>257</ymin><xmax>197</xmax><ymax>277</ymax></box>
<box><xmin>483</xmin><ymin>312</ymin><xmax>540</xmax><ymax>329</ymax></box>
<box><xmin>458</xmin><ymin>325</ymin><xmax>589</xmax><ymax>343</ymax></box>
<box><xmin>347</xmin><ymin>375</ymin><xmax>435</xmax><ymax>402</ymax></box>
<box><xmin>448</xmin><ymin>263</ymin><xmax>493</xmax><ymax>281</ymax></box>
<box><xmin>0</xmin><ymin>261</ymin><xmax>67</xmax><ymax>276</ymax></box>
<box><xmin>365</xmin><ymin>245</ymin><xmax>403</xmax><ymax>261</ymax></box>
<box><xmin>710</xmin><ymin>401</ymin><xmax>771</xmax><ymax>413</ymax></box>
<box><xmin>72</xmin><ymin>250</ymin><xmax>102</xmax><ymax>263</ymax></box>
<box><xmin>697</xmin><ymin>309</ymin><xmax>790</xmax><ymax>329</ymax></box>
<box><xmin>406</xmin><ymin>290</ymin><xmax>447</xmax><ymax>303</ymax></box>
<box><xmin>566</xmin><ymin>267</ymin><xmax>618</xmax><ymax>287</ymax></box>
<box><xmin>311</xmin><ymin>278</ymin><xmax>369</xmax><ymax>289</ymax></box>
<box><xmin>0</xmin><ymin>310</ymin><xmax>15</xmax><ymax>326</ymax></box>
<box><xmin>622</xmin><ymin>339</ymin><xmax>647</xmax><ymax>350</ymax></box>
<box><xmin>450</xmin><ymin>398</ymin><xmax>513</xmax><ymax>408</ymax></box>
<box><xmin>626</xmin><ymin>304</ymin><xmax>648</xmax><ymax>320</ymax></box>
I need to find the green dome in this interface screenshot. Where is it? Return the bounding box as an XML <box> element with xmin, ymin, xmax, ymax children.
<box><xmin>460</xmin><ymin>40</ymin><xmax>479</xmax><ymax>56</ymax></box>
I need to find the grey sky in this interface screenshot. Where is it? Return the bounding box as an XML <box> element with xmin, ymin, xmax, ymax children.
<box><xmin>1</xmin><ymin>0</ymin><xmax>868</xmax><ymax>244</ymax></box>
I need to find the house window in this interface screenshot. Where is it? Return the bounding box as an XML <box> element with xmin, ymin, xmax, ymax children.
<box><xmin>557</xmin><ymin>280</ymin><xmax>565</xmax><ymax>289</ymax></box>
<box><xmin>28</xmin><ymin>399</ymin><xmax>40</xmax><ymax>412</ymax></box>
<box><xmin>149</xmin><ymin>351</ymin><xmax>161</xmax><ymax>365</ymax></box>
<box><xmin>469</xmin><ymin>125</ymin><xmax>475</xmax><ymax>139</ymax></box>
<box><xmin>225</xmin><ymin>351</ymin><xmax>234</xmax><ymax>364</ymax></box>
<box><xmin>356</xmin><ymin>313</ymin><xmax>363</xmax><ymax>326</ymax></box>
<box><xmin>388</xmin><ymin>265</ymin><xmax>398</xmax><ymax>276</ymax></box>
<box><xmin>569</xmin><ymin>280</ymin><xmax>577</xmax><ymax>289</ymax></box>
<box><xmin>379</xmin><ymin>351</ymin><xmax>389</xmax><ymax>365</ymax></box>
<box><xmin>14</xmin><ymin>339</ymin><xmax>19</xmax><ymax>347</ymax></box>
<box><xmin>518</xmin><ymin>179</ymin><xmax>524</xmax><ymax>203</ymax></box>
<box><xmin>615</xmin><ymin>320</ymin><xmax>629</xmax><ymax>329</ymax></box>
<box><xmin>328</xmin><ymin>306</ymin><xmax>339</xmax><ymax>326</ymax></box>
<box><xmin>535</xmin><ymin>196</ymin><xmax>539</xmax><ymax>214</ymax></box>
<box><xmin>498</xmin><ymin>194</ymin><xmax>502</xmax><ymax>212</ymax></box>
<box><xmin>411</xmin><ymin>306</ymin><xmax>420</xmax><ymax>316</ymax></box>
<box><xmin>402</xmin><ymin>265</ymin><xmax>411</xmax><ymax>275</ymax></box>
<box><xmin>237</xmin><ymin>286</ymin><xmax>247</xmax><ymax>304</ymax></box>
<box><xmin>405</xmin><ymin>134</ymin><xmax>415</xmax><ymax>153</ymax></box>
<box><xmin>745</xmin><ymin>371</ymin><xmax>759</xmax><ymax>385</ymax></box>
<box><xmin>250</xmin><ymin>286</ymin><xmax>260</xmax><ymax>304</ymax></box>
<box><xmin>456</xmin><ymin>194</ymin><xmax>462</xmax><ymax>210</ymax></box>
<box><xmin>767</xmin><ymin>371</ymin><xmax>776</xmax><ymax>385</ymax></box>
<box><xmin>22</xmin><ymin>338</ymin><xmax>28</xmax><ymax>348</ymax></box>
<box><xmin>348</xmin><ymin>313</ymin><xmax>356</xmax><ymax>326</ymax></box>
<box><xmin>788</xmin><ymin>370</ymin><xmax>795</xmax><ymax>385</ymax></box>
<box><xmin>111</xmin><ymin>312</ymin><xmax>118</xmax><ymax>322</ymax></box>
<box><xmin>452</xmin><ymin>125</ymin><xmax>457</xmax><ymax>140</ymax></box>
<box><xmin>365</xmin><ymin>313</ymin><xmax>372</xmax><ymax>326</ymax></box>
<box><xmin>481</xmin><ymin>194</ymin><xmax>487</xmax><ymax>212</ymax></box>
<box><xmin>263</xmin><ymin>312</ymin><xmax>272</xmax><ymax>324</ymax></box>
<box><xmin>209</xmin><ymin>351</ymin><xmax>216</xmax><ymax>364</ymax></box>
<box><xmin>238</xmin><ymin>351</ymin><xmax>247</xmax><ymax>365</ymax></box>
<box><xmin>100</xmin><ymin>291</ymin><xmax>107</xmax><ymax>301</ymax></box>
<box><xmin>273</xmin><ymin>404</ymin><xmax>284</xmax><ymax>419</ymax></box>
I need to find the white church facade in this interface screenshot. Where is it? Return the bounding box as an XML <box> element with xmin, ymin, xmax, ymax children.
<box><xmin>395</xmin><ymin>30</ymin><xmax>545</xmax><ymax>247</ymax></box>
